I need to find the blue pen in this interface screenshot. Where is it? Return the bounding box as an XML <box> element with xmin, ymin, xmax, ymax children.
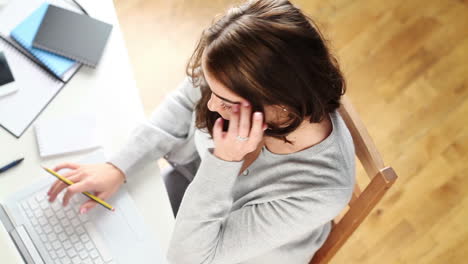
<box><xmin>0</xmin><ymin>158</ymin><xmax>24</xmax><ymax>173</ymax></box>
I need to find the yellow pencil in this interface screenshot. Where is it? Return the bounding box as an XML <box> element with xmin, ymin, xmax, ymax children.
<box><xmin>42</xmin><ymin>166</ymin><xmax>115</xmax><ymax>212</ymax></box>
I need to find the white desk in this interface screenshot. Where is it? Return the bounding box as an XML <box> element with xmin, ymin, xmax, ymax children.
<box><xmin>0</xmin><ymin>0</ymin><xmax>174</xmax><ymax>261</ymax></box>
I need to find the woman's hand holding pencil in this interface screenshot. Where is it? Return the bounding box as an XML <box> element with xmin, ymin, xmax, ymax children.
<box><xmin>46</xmin><ymin>163</ymin><xmax>126</xmax><ymax>214</ymax></box>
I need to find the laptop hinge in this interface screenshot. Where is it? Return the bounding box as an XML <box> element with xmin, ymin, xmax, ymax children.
<box><xmin>10</xmin><ymin>225</ymin><xmax>45</xmax><ymax>264</ymax></box>
<box><xmin>0</xmin><ymin>204</ymin><xmax>14</xmax><ymax>232</ymax></box>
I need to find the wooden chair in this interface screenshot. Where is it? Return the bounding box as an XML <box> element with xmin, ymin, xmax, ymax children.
<box><xmin>309</xmin><ymin>95</ymin><xmax>398</xmax><ymax>264</ymax></box>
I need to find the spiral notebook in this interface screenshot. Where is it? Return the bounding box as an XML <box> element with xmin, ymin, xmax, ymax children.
<box><xmin>33</xmin><ymin>4</ymin><xmax>113</xmax><ymax>67</ymax></box>
<box><xmin>34</xmin><ymin>113</ymin><xmax>101</xmax><ymax>158</ymax></box>
<box><xmin>0</xmin><ymin>36</ymin><xmax>63</xmax><ymax>138</ymax></box>
<box><xmin>10</xmin><ymin>3</ymin><xmax>78</xmax><ymax>79</ymax></box>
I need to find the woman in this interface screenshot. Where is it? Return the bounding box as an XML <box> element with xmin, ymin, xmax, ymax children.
<box><xmin>47</xmin><ymin>0</ymin><xmax>355</xmax><ymax>263</ymax></box>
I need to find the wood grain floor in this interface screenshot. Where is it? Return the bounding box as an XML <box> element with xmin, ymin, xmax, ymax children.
<box><xmin>113</xmin><ymin>0</ymin><xmax>468</xmax><ymax>263</ymax></box>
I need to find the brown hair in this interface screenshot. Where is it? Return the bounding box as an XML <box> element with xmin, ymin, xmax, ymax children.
<box><xmin>187</xmin><ymin>0</ymin><xmax>346</xmax><ymax>142</ymax></box>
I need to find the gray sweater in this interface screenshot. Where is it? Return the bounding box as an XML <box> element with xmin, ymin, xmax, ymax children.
<box><xmin>109</xmin><ymin>78</ymin><xmax>356</xmax><ymax>264</ymax></box>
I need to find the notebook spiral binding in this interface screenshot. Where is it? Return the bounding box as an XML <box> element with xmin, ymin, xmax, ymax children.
<box><xmin>10</xmin><ymin>33</ymin><xmax>67</xmax><ymax>79</ymax></box>
<box><xmin>33</xmin><ymin>42</ymin><xmax>95</xmax><ymax>67</ymax></box>
<box><xmin>0</xmin><ymin>35</ymin><xmax>59</xmax><ymax>84</ymax></box>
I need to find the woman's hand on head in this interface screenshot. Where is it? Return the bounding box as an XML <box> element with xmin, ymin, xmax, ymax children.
<box><xmin>47</xmin><ymin>162</ymin><xmax>126</xmax><ymax>214</ymax></box>
<box><xmin>213</xmin><ymin>102</ymin><xmax>266</xmax><ymax>162</ymax></box>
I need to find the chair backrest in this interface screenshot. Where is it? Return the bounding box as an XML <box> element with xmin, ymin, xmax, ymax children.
<box><xmin>309</xmin><ymin>95</ymin><xmax>398</xmax><ymax>264</ymax></box>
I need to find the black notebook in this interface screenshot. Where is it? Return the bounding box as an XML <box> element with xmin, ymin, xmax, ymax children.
<box><xmin>32</xmin><ymin>5</ymin><xmax>113</xmax><ymax>67</ymax></box>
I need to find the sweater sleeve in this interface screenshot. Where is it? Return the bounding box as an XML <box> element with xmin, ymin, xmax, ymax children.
<box><xmin>108</xmin><ymin>77</ymin><xmax>200</xmax><ymax>178</ymax></box>
<box><xmin>167</xmin><ymin>150</ymin><xmax>353</xmax><ymax>264</ymax></box>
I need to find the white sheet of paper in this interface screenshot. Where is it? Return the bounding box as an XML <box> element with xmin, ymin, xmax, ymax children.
<box><xmin>34</xmin><ymin>113</ymin><xmax>101</xmax><ymax>157</ymax></box>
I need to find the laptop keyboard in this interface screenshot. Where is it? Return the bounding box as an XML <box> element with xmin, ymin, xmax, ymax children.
<box><xmin>20</xmin><ymin>190</ymin><xmax>113</xmax><ymax>264</ymax></box>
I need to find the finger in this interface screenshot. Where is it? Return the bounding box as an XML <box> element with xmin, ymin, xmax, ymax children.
<box><xmin>249</xmin><ymin>112</ymin><xmax>264</xmax><ymax>143</ymax></box>
<box><xmin>62</xmin><ymin>180</ymin><xmax>94</xmax><ymax>207</ymax></box>
<box><xmin>79</xmin><ymin>192</ymin><xmax>112</xmax><ymax>214</ymax></box>
<box><xmin>48</xmin><ymin>180</ymin><xmax>64</xmax><ymax>201</ymax></box>
<box><xmin>48</xmin><ymin>173</ymin><xmax>82</xmax><ymax>202</ymax></box>
<box><xmin>49</xmin><ymin>175</ymin><xmax>81</xmax><ymax>203</ymax></box>
<box><xmin>228</xmin><ymin>104</ymin><xmax>240</xmax><ymax>136</ymax></box>
<box><xmin>47</xmin><ymin>170</ymin><xmax>77</xmax><ymax>195</ymax></box>
<box><xmin>53</xmin><ymin>162</ymin><xmax>80</xmax><ymax>172</ymax></box>
<box><xmin>47</xmin><ymin>170</ymin><xmax>78</xmax><ymax>200</ymax></box>
<box><xmin>238</xmin><ymin>102</ymin><xmax>251</xmax><ymax>138</ymax></box>
<box><xmin>213</xmin><ymin>118</ymin><xmax>224</xmax><ymax>140</ymax></box>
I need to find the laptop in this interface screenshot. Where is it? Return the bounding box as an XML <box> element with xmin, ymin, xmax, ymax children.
<box><xmin>0</xmin><ymin>151</ymin><xmax>166</xmax><ymax>264</ymax></box>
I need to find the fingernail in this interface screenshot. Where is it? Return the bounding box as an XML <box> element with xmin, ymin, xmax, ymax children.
<box><xmin>254</xmin><ymin>112</ymin><xmax>262</xmax><ymax>119</ymax></box>
<box><xmin>243</xmin><ymin>102</ymin><xmax>250</xmax><ymax>107</ymax></box>
<box><xmin>80</xmin><ymin>208</ymin><xmax>87</xmax><ymax>214</ymax></box>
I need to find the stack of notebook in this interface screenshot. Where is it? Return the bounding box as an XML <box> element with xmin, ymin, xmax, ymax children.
<box><xmin>0</xmin><ymin>0</ymin><xmax>113</xmax><ymax>138</ymax></box>
<box><xmin>10</xmin><ymin>2</ymin><xmax>113</xmax><ymax>79</ymax></box>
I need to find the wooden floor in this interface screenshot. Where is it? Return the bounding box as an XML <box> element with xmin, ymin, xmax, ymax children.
<box><xmin>113</xmin><ymin>0</ymin><xmax>468</xmax><ymax>263</ymax></box>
